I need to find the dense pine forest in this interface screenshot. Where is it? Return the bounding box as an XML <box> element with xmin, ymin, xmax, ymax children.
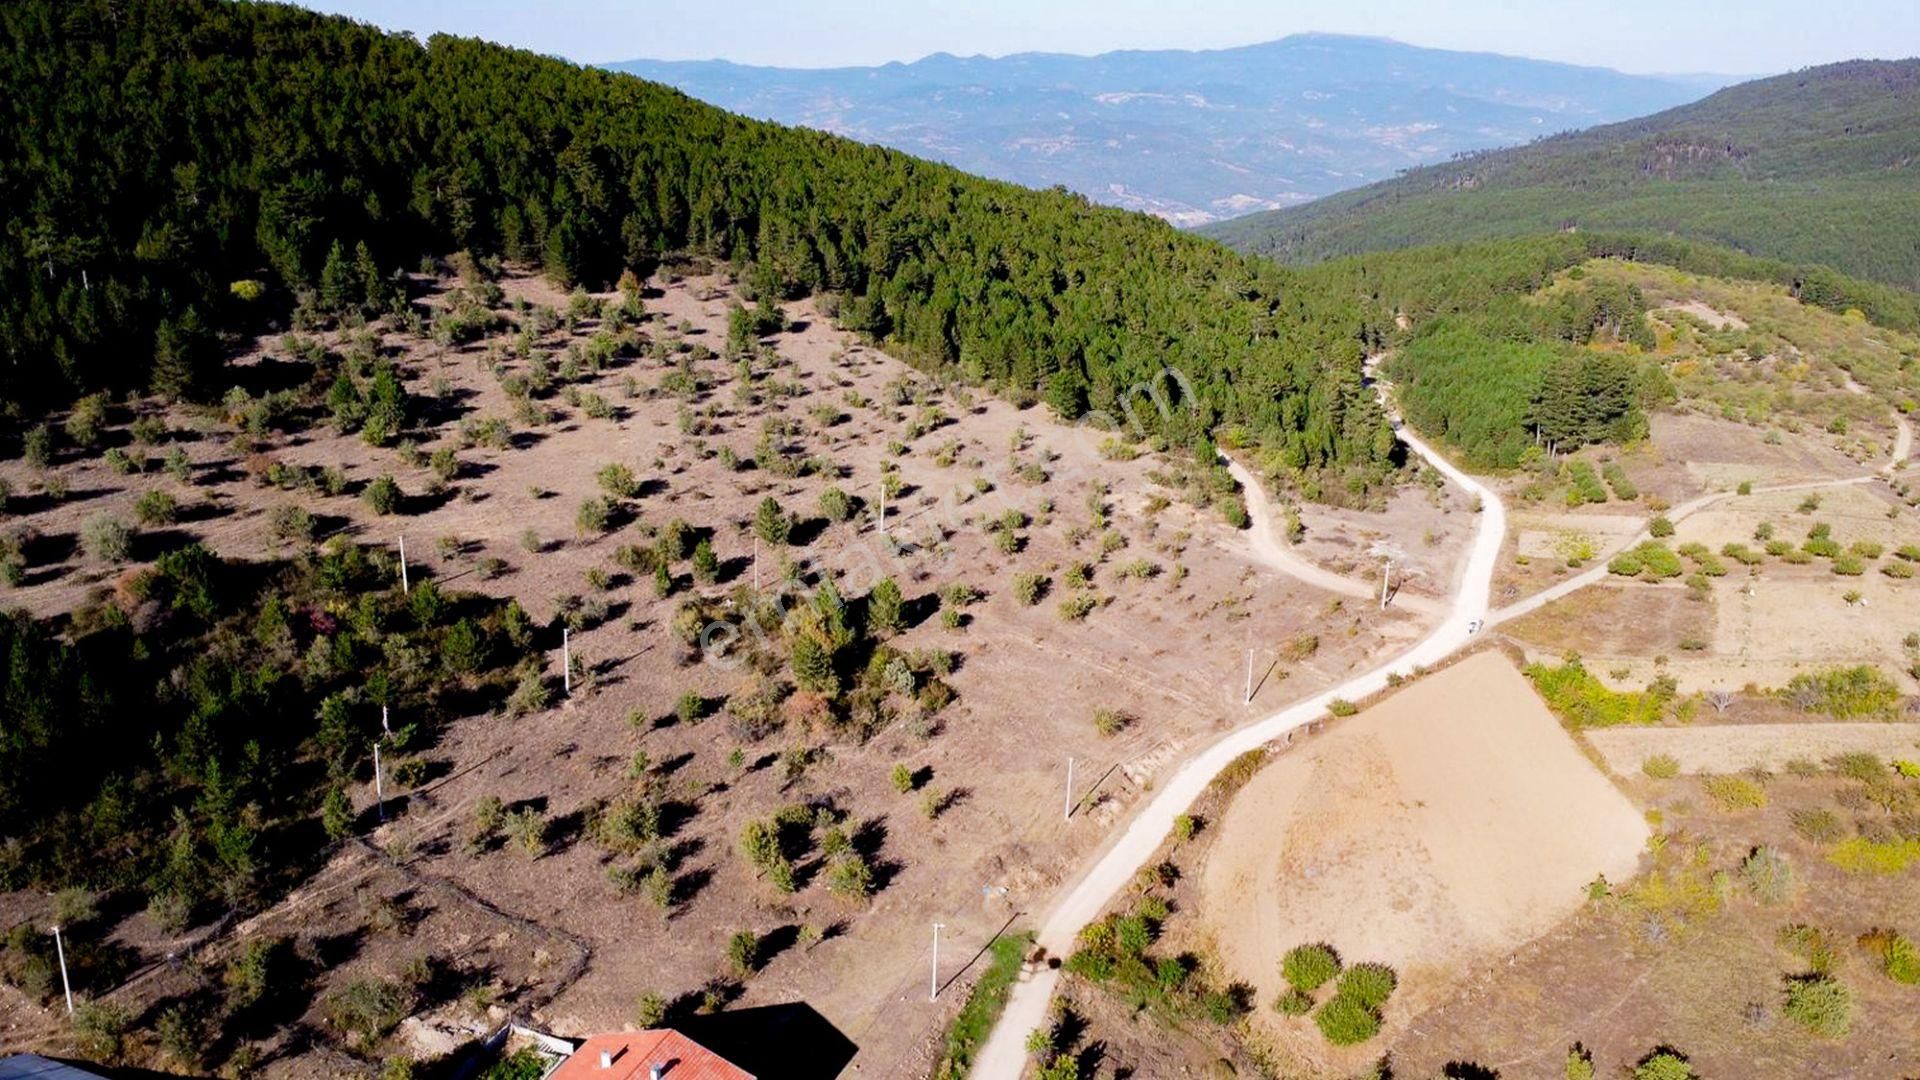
<box><xmin>1205</xmin><ymin>59</ymin><xmax>1920</xmax><ymax>291</ymax></box>
<box><xmin>0</xmin><ymin>0</ymin><xmax>1403</xmax><ymax>490</ymax></box>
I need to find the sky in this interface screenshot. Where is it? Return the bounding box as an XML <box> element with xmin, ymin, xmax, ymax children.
<box><xmin>299</xmin><ymin>0</ymin><xmax>1920</xmax><ymax>75</ymax></box>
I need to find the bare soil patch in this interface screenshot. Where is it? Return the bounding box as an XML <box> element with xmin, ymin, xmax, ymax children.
<box><xmin>1196</xmin><ymin>651</ymin><xmax>1647</xmax><ymax>1072</ymax></box>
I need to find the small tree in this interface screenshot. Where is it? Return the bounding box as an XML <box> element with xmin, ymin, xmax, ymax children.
<box><xmin>322</xmin><ymin>786</ymin><xmax>353</xmax><ymax>840</ymax></box>
<box><xmin>692</xmin><ymin>538</ymin><xmax>719</xmax><ymax>583</ymax></box>
<box><xmin>868</xmin><ymin>578</ymin><xmax>904</xmax><ymax>637</ymax></box>
<box><xmin>819</xmin><ymin>486</ymin><xmax>853</xmax><ymax>523</ymax></box>
<box><xmin>753</xmin><ymin>496</ymin><xmax>791</xmax><ymax>545</ymax></box>
<box><xmin>725</xmin><ymin>930</ymin><xmax>759</xmax><ymax>977</ymax></box>
<box><xmin>891</xmin><ymin>763</ymin><xmax>916</xmax><ymax>793</ymax></box>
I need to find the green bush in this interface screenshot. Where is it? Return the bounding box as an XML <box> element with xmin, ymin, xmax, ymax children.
<box><xmin>1784</xmin><ymin>665</ymin><xmax>1901</xmax><ymax>719</ymax></box>
<box><xmin>1782</xmin><ymin>974</ymin><xmax>1851</xmax><ymax>1037</ymax></box>
<box><xmin>1313</xmin><ymin>994</ymin><xmax>1380</xmax><ymax>1046</ymax></box>
<box><xmin>1335</xmin><ymin>963</ymin><xmax>1397</xmax><ymax>1012</ymax></box>
<box><xmin>1527</xmin><ymin>657</ymin><xmax>1667</xmax><ymax>727</ymax></box>
<box><xmin>1649</xmin><ymin>515</ymin><xmax>1674</xmax><ymax>537</ymax></box>
<box><xmin>364</xmin><ymin>475</ymin><xmax>400</xmax><ymax>515</ymax></box>
<box><xmin>1281</xmin><ymin>943</ymin><xmax>1341</xmax><ymax>992</ymax></box>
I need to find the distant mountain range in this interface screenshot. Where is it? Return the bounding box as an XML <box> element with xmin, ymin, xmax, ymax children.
<box><xmin>609</xmin><ymin>34</ymin><xmax>1731</xmax><ymax>227</ymax></box>
<box><xmin>1201</xmin><ymin>59</ymin><xmax>1920</xmax><ymax>289</ymax></box>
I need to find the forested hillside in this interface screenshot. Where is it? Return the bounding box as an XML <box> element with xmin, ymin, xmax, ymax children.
<box><xmin>1203</xmin><ymin>60</ymin><xmax>1920</xmax><ymax>290</ymax></box>
<box><xmin>0</xmin><ymin>0</ymin><xmax>1396</xmax><ymax>488</ymax></box>
<box><xmin>1287</xmin><ymin>232</ymin><xmax>1920</xmax><ymax>468</ymax></box>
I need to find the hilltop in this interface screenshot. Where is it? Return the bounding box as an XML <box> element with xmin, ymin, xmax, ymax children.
<box><xmin>610</xmin><ymin>34</ymin><xmax>1722</xmax><ymax>226</ymax></box>
<box><xmin>1202</xmin><ymin>59</ymin><xmax>1920</xmax><ymax>289</ymax></box>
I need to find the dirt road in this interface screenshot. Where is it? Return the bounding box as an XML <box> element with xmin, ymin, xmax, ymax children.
<box><xmin>971</xmin><ymin>397</ymin><xmax>1508</xmax><ymax>1079</ymax></box>
<box><xmin>1220</xmin><ymin>453</ymin><xmax>1443</xmax><ymax>616</ymax></box>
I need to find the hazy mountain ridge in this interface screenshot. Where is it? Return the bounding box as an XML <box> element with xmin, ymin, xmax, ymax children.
<box><xmin>609</xmin><ymin>34</ymin><xmax>1726</xmax><ymax>225</ymax></box>
<box><xmin>1202</xmin><ymin>58</ymin><xmax>1920</xmax><ymax>288</ymax></box>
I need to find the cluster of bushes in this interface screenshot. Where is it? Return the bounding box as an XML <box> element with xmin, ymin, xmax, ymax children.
<box><xmin>1270</xmin><ymin>943</ymin><xmax>1398</xmax><ymax>1046</ymax></box>
<box><xmin>1526</xmin><ymin>656</ymin><xmax>1671</xmax><ymax>727</ymax></box>
<box><xmin>1563</xmin><ymin>460</ymin><xmax>1609</xmax><ymax>506</ymax></box>
<box><xmin>1782</xmin><ymin>665</ymin><xmax>1902</xmax><ymax>720</ymax></box>
<box><xmin>1607</xmin><ymin>541</ymin><xmax>1684</xmax><ymax>579</ymax></box>
<box><xmin>1064</xmin><ymin>896</ymin><xmax>1251</xmax><ymax>1026</ymax></box>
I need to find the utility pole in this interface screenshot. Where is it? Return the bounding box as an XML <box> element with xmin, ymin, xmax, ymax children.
<box><xmin>1064</xmin><ymin>756</ymin><xmax>1075</xmax><ymax>821</ymax></box>
<box><xmin>1244</xmin><ymin>647</ymin><xmax>1254</xmax><ymax>705</ymax></box>
<box><xmin>398</xmin><ymin>535</ymin><xmax>409</xmax><ymax>593</ymax></box>
<box><xmin>562</xmin><ymin>627</ymin><xmax>572</xmax><ymax>696</ymax></box>
<box><xmin>381</xmin><ymin>704</ymin><xmax>390</xmax><ymax>735</ymax></box>
<box><xmin>372</xmin><ymin>743</ymin><xmax>385</xmax><ymax>822</ymax></box>
<box><xmin>51</xmin><ymin>925</ymin><xmax>73</xmax><ymax>1016</ymax></box>
<box><xmin>1379</xmin><ymin>558</ymin><xmax>1391</xmax><ymax>610</ymax></box>
<box><xmin>929</xmin><ymin>922</ymin><xmax>945</xmax><ymax>1002</ymax></box>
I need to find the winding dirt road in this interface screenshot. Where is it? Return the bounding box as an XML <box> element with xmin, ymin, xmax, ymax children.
<box><xmin>971</xmin><ymin>407</ymin><xmax>1507</xmax><ymax>1078</ymax></box>
<box><xmin>1220</xmin><ymin>454</ymin><xmax>1443</xmax><ymax>616</ymax></box>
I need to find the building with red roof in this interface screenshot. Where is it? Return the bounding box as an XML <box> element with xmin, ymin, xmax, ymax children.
<box><xmin>547</xmin><ymin>1030</ymin><xmax>755</xmax><ymax>1080</ymax></box>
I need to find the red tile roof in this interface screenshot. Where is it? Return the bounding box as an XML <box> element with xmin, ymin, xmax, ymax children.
<box><xmin>548</xmin><ymin>1031</ymin><xmax>755</xmax><ymax>1080</ymax></box>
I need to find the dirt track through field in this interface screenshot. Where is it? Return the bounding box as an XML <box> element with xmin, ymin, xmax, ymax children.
<box><xmin>1586</xmin><ymin>722</ymin><xmax>1920</xmax><ymax>775</ymax></box>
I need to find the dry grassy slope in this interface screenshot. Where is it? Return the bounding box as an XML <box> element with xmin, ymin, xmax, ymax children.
<box><xmin>0</xmin><ymin>268</ymin><xmax>1437</xmax><ymax>1075</ymax></box>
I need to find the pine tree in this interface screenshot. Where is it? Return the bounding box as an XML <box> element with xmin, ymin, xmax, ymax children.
<box><xmin>868</xmin><ymin>578</ymin><xmax>904</xmax><ymax>637</ymax></box>
<box><xmin>790</xmin><ymin>634</ymin><xmax>837</xmax><ymax>694</ymax></box>
<box><xmin>318</xmin><ymin>240</ymin><xmax>354</xmax><ymax>314</ymax></box>
<box><xmin>753</xmin><ymin>497</ymin><xmax>791</xmax><ymax>545</ymax></box>
<box><xmin>692</xmin><ymin>538</ymin><xmax>718</xmax><ymax>583</ymax></box>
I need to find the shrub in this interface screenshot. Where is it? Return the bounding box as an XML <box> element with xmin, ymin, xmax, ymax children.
<box><xmin>1273</xmin><ymin>988</ymin><xmax>1314</xmax><ymax>1015</ymax></box>
<box><xmin>596</xmin><ymin>462</ymin><xmax>639</xmax><ymax>498</ymax></box>
<box><xmin>1739</xmin><ymin>846</ymin><xmax>1793</xmax><ymax>904</ymax></box>
<box><xmin>1704</xmin><ymin>775</ymin><xmax>1768</xmax><ymax>811</ymax></box>
<box><xmin>1782</xmin><ymin>974</ymin><xmax>1851</xmax><ymax>1037</ymax></box>
<box><xmin>1649</xmin><ymin>516</ymin><xmax>1674</xmax><ymax>538</ymax></box>
<box><xmin>1013</xmin><ymin>572</ymin><xmax>1047</xmax><ymax>605</ymax></box>
<box><xmin>576</xmin><ymin>497</ymin><xmax>612</xmax><ymax>535</ymax></box>
<box><xmin>726</xmin><ymin>930</ymin><xmax>760</xmax><ymax>977</ymax></box>
<box><xmin>819</xmin><ymin>486</ymin><xmax>853</xmax><ymax>522</ymax></box>
<box><xmin>81</xmin><ymin>513</ymin><xmax>132</xmax><ymax>563</ymax></box>
<box><xmin>1313</xmin><ymin>994</ymin><xmax>1380</xmax><ymax>1046</ymax></box>
<box><xmin>1326</xmin><ymin>698</ymin><xmax>1358</xmax><ymax>717</ymax></box>
<box><xmin>1092</xmin><ymin>708</ymin><xmax>1128</xmax><ymax>737</ymax></box>
<box><xmin>1281</xmin><ymin>943</ymin><xmax>1341</xmax><ymax>992</ymax></box>
<box><xmin>1784</xmin><ymin>666</ymin><xmax>1901</xmax><ymax>719</ymax></box>
<box><xmin>1790</xmin><ymin>808</ymin><xmax>1844</xmax><ymax>843</ymax></box>
<box><xmin>1057</xmin><ymin>593</ymin><xmax>1096</xmax><ymax>621</ymax></box>
<box><xmin>1642</xmin><ymin>754</ymin><xmax>1680</xmax><ymax>779</ymax></box>
<box><xmin>1859</xmin><ymin>929</ymin><xmax>1920</xmax><ymax>984</ymax></box>
<box><xmin>364</xmin><ymin>475</ymin><xmax>400</xmax><ymax>515</ymax></box>
<box><xmin>1335</xmin><ymin>963</ymin><xmax>1397</xmax><ymax>1011</ymax></box>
